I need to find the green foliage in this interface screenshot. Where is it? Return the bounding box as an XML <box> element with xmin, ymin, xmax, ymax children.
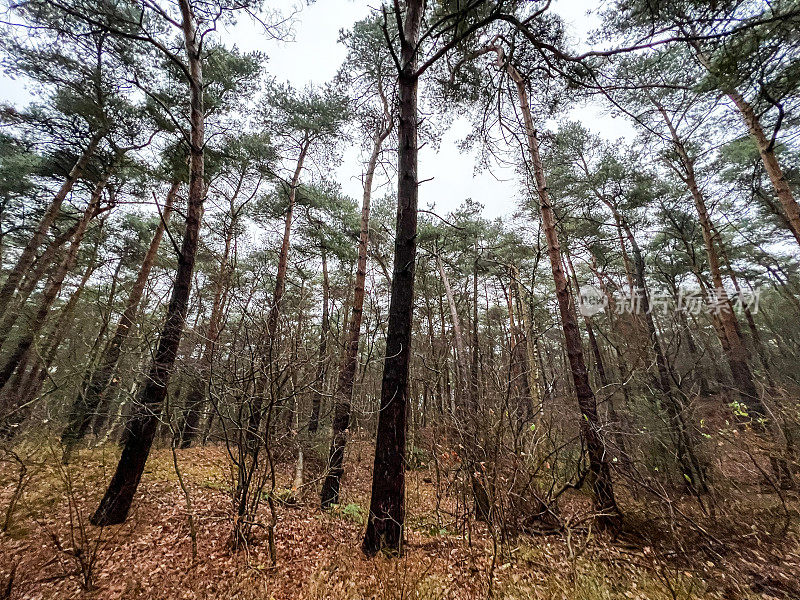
<box><xmin>329</xmin><ymin>502</ymin><xmax>365</xmax><ymax>525</ymax></box>
<box><xmin>263</xmin><ymin>81</ymin><xmax>350</xmax><ymax>144</ymax></box>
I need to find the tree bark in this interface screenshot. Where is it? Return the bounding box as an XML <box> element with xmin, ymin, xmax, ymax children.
<box><xmin>726</xmin><ymin>89</ymin><xmax>800</xmax><ymax>245</ymax></box>
<box><xmin>321</xmin><ymin>114</ymin><xmax>392</xmax><ymax>508</ymax></box>
<box><xmin>362</xmin><ymin>0</ymin><xmax>423</xmax><ymax>556</ymax></box>
<box><xmin>90</xmin><ymin>0</ymin><xmax>205</xmax><ymax>526</ymax></box>
<box><xmin>690</xmin><ymin>47</ymin><xmax>800</xmax><ymax>246</ymax></box>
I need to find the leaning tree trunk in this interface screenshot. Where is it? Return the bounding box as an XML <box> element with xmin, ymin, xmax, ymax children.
<box><xmin>3</xmin><ymin>235</ymin><xmax>102</xmax><ymax>434</ymax></box>
<box><xmin>0</xmin><ymin>221</ymin><xmax>80</xmax><ymax>349</ymax></box>
<box><xmin>0</xmin><ymin>173</ymin><xmax>110</xmax><ymax>395</ymax></box>
<box><xmin>90</xmin><ymin>0</ymin><xmax>205</xmax><ymax>526</ymax></box>
<box><xmin>726</xmin><ymin>89</ymin><xmax>800</xmax><ymax>246</ymax></box>
<box><xmin>61</xmin><ymin>182</ymin><xmax>176</xmax><ymax>457</ymax></box>
<box><xmin>362</xmin><ymin>0</ymin><xmax>423</xmax><ymax>556</ymax></box>
<box><xmin>321</xmin><ymin>118</ymin><xmax>391</xmax><ymax>509</ymax></box>
<box><xmin>234</xmin><ymin>138</ymin><xmax>309</xmax><ymax>537</ymax></box>
<box><xmin>0</xmin><ymin>131</ymin><xmax>104</xmax><ymax>322</ymax></box>
<box><xmin>690</xmin><ymin>47</ymin><xmax>800</xmax><ymax>246</ymax></box>
<box><xmin>658</xmin><ymin>105</ymin><xmax>763</xmax><ymax>415</ymax></box>
<box><xmin>504</xmin><ymin>52</ymin><xmax>620</xmax><ymax>528</ymax></box>
<box><xmin>658</xmin><ymin>104</ymin><xmax>793</xmax><ymax>489</ymax></box>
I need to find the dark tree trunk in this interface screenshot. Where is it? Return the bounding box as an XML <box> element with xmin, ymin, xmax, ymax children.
<box><xmin>362</xmin><ymin>0</ymin><xmax>423</xmax><ymax>556</ymax></box>
<box><xmin>89</xmin><ymin>1</ymin><xmax>205</xmax><ymax>526</ymax></box>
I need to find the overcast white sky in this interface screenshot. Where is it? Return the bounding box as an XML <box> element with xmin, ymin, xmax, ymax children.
<box><xmin>0</xmin><ymin>0</ymin><xmax>634</xmax><ymax>220</ymax></box>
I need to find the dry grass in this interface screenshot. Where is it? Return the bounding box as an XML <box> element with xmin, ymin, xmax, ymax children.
<box><xmin>0</xmin><ymin>436</ymin><xmax>797</xmax><ymax>599</ymax></box>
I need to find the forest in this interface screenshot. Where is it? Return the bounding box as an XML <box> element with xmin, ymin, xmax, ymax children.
<box><xmin>0</xmin><ymin>0</ymin><xmax>799</xmax><ymax>598</ymax></box>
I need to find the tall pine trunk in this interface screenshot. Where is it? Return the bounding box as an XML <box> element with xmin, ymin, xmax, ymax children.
<box><xmin>504</xmin><ymin>53</ymin><xmax>620</xmax><ymax>528</ymax></box>
<box><xmin>90</xmin><ymin>0</ymin><xmax>205</xmax><ymax>526</ymax></box>
<box><xmin>321</xmin><ymin>116</ymin><xmax>392</xmax><ymax>508</ymax></box>
<box><xmin>362</xmin><ymin>0</ymin><xmax>423</xmax><ymax>556</ymax></box>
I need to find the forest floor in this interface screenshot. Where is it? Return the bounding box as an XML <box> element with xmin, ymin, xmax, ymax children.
<box><xmin>1</xmin><ymin>433</ymin><xmax>799</xmax><ymax>600</ymax></box>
